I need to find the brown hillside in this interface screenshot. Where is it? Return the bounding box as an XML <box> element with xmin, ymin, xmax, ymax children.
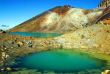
<box><xmin>9</xmin><ymin>5</ymin><xmax>103</xmax><ymax>33</ymax></box>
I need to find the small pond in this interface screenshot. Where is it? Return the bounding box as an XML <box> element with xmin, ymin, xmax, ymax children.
<box><xmin>7</xmin><ymin>49</ymin><xmax>110</xmax><ymax>74</ymax></box>
<box><xmin>9</xmin><ymin>32</ymin><xmax>62</xmax><ymax>38</ymax></box>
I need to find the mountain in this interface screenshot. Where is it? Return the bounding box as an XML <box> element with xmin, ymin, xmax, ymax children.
<box><xmin>94</xmin><ymin>6</ymin><xmax>110</xmax><ymax>24</ymax></box>
<box><xmin>98</xmin><ymin>0</ymin><xmax>110</xmax><ymax>8</ymax></box>
<box><xmin>9</xmin><ymin>5</ymin><xmax>103</xmax><ymax>33</ymax></box>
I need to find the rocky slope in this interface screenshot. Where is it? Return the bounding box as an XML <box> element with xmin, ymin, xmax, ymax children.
<box><xmin>1</xmin><ymin>22</ymin><xmax>110</xmax><ymax>74</ymax></box>
<box><xmin>9</xmin><ymin>5</ymin><xmax>103</xmax><ymax>33</ymax></box>
<box><xmin>94</xmin><ymin>6</ymin><xmax>110</xmax><ymax>24</ymax></box>
<box><xmin>1</xmin><ymin>4</ymin><xmax>110</xmax><ymax>73</ymax></box>
<box><xmin>1</xmin><ymin>23</ymin><xmax>110</xmax><ymax>60</ymax></box>
<box><xmin>0</xmin><ymin>32</ymin><xmax>61</xmax><ymax>69</ymax></box>
<box><xmin>55</xmin><ymin>23</ymin><xmax>110</xmax><ymax>53</ymax></box>
<box><xmin>98</xmin><ymin>0</ymin><xmax>110</xmax><ymax>8</ymax></box>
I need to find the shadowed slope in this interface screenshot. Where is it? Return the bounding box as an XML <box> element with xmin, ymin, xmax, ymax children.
<box><xmin>94</xmin><ymin>6</ymin><xmax>110</xmax><ymax>24</ymax></box>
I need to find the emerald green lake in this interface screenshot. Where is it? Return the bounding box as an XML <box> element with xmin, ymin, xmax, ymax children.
<box><xmin>9</xmin><ymin>32</ymin><xmax>62</xmax><ymax>38</ymax></box>
<box><xmin>8</xmin><ymin>32</ymin><xmax>109</xmax><ymax>73</ymax></box>
<box><xmin>10</xmin><ymin>49</ymin><xmax>105</xmax><ymax>73</ymax></box>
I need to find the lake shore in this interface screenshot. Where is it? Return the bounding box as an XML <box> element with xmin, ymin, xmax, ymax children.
<box><xmin>0</xmin><ymin>23</ymin><xmax>110</xmax><ymax>73</ymax></box>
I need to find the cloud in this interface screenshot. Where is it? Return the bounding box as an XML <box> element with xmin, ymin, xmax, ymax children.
<box><xmin>1</xmin><ymin>24</ymin><xmax>9</xmax><ymax>27</ymax></box>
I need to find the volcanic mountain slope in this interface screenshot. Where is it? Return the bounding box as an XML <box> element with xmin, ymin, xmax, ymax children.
<box><xmin>98</xmin><ymin>0</ymin><xmax>110</xmax><ymax>8</ymax></box>
<box><xmin>55</xmin><ymin>23</ymin><xmax>110</xmax><ymax>52</ymax></box>
<box><xmin>9</xmin><ymin>5</ymin><xmax>103</xmax><ymax>33</ymax></box>
<box><xmin>94</xmin><ymin>6</ymin><xmax>110</xmax><ymax>24</ymax></box>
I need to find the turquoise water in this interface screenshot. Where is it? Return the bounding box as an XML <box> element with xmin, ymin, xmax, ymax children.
<box><xmin>11</xmin><ymin>49</ymin><xmax>105</xmax><ymax>73</ymax></box>
<box><xmin>9</xmin><ymin>32</ymin><xmax>62</xmax><ymax>38</ymax></box>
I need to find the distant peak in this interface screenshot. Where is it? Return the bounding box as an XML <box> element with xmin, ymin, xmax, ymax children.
<box><xmin>64</xmin><ymin>5</ymin><xmax>71</xmax><ymax>7</ymax></box>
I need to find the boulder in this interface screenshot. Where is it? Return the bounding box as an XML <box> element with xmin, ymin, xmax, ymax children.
<box><xmin>6</xmin><ymin>67</ymin><xmax>11</xmax><ymax>71</ymax></box>
<box><xmin>0</xmin><ymin>29</ymin><xmax>6</xmax><ymax>34</ymax></box>
<box><xmin>101</xmin><ymin>70</ymin><xmax>110</xmax><ymax>74</ymax></box>
<box><xmin>1</xmin><ymin>69</ymin><xmax>4</xmax><ymax>71</ymax></box>
<box><xmin>18</xmin><ymin>41</ymin><xmax>24</xmax><ymax>46</ymax></box>
<box><xmin>28</xmin><ymin>42</ymin><xmax>33</xmax><ymax>47</ymax></box>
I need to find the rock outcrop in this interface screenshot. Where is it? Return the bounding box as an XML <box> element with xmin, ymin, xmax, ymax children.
<box><xmin>0</xmin><ymin>29</ymin><xmax>6</xmax><ymax>34</ymax></box>
<box><xmin>98</xmin><ymin>0</ymin><xmax>110</xmax><ymax>8</ymax></box>
<box><xmin>94</xmin><ymin>6</ymin><xmax>110</xmax><ymax>24</ymax></box>
<box><xmin>8</xmin><ymin>5</ymin><xmax>103</xmax><ymax>33</ymax></box>
<box><xmin>101</xmin><ymin>70</ymin><xmax>110</xmax><ymax>74</ymax></box>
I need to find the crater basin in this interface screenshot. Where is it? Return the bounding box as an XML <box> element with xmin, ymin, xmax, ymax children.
<box><xmin>10</xmin><ymin>49</ymin><xmax>106</xmax><ymax>73</ymax></box>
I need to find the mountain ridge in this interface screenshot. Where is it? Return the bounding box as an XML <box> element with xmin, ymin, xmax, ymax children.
<box><xmin>98</xmin><ymin>0</ymin><xmax>110</xmax><ymax>8</ymax></box>
<box><xmin>9</xmin><ymin>5</ymin><xmax>103</xmax><ymax>33</ymax></box>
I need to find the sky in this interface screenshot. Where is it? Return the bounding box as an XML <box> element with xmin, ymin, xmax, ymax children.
<box><xmin>0</xmin><ymin>0</ymin><xmax>102</xmax><ymax>30</ymax></box>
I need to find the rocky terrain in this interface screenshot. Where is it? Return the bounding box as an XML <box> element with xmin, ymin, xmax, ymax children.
<box><xmin>0</xmin><ymin>22</ymin><xmax>110</xmax><ymax>73</ymax></box>
<box><xmin>0</xmin><ymin>31</ymin><xmax>62</xmax><ymax>72</ymax></box>
<box><xmin>98</xmin><ymin>0</ymin><xmax>110</xmax><ymax>8</ymax></box>
<box><xmin>0</xmin><ymin>29</ymin><xmax>6</xmax><ymax>34</ymax></box>
<box><xmin>8</xmin><ymin>5</ymin><xmax>103</xmax><ymax>33</ymax></box>
<box><xmin>0</xmin><ymin>0</ymin><xmax>110</xmax><ymax>73</ymax></box>
<box><xmin>55</xmin><ymin>23</ymin><xmax>110</xmax><ymax>53</ymax></box>
<box><xmin>95</xmin><ymin>6</ymin><xmax>110</xmax><ymax>24</ymax></box>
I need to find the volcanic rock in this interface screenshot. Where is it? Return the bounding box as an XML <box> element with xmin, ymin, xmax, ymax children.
<box><xmin>8</xmin><ymin>5</ymin><xmax>103</xmax><ymax>33</ymax></box>
<box><xmin>98</xmin><ymin>0</ymin><xmax>110</xmax><ymax>8</ymax></box>
<box><xmin>101</xmin><ymin>70</ymin><xmax>110</xmax><ymax>74</ymax></box>
<box><xmin>0</xmin><ymin>29</ymin><xmax>6</xmax><ymax>34</ymax></box>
